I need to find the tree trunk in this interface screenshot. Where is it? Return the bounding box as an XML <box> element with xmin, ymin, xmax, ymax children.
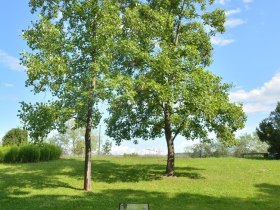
<box><xmin>84</xmin><ymin>104</ymin><xmax>93</xmax><ymax>191</ymax></box>
<box><xmin>166</xmin><ymin>135</ymin><xmax>175</xmax><ymax>176</ymax></box>
<box><xmin>84</xmin><ymin>77</ymin><xmax>95</xmax><ymax>191</ymax></box>
<box><xmin>164</xmin><ymin>107</ymin><xmax>175</xmax><ymax>176</ymax></box>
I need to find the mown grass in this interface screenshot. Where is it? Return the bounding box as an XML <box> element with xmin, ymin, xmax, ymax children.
<box><xmin>0</xmin><ymin>157</ymin><xmax>279</xmax><ymax>210</ymax></box>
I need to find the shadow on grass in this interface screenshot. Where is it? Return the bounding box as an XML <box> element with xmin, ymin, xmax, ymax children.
<box><xmin>90</xmin><ymin>161</ymin><xmax>205</xmax><ymax>183</ymax></box>
<box><xmin>0</xmin><ymin>158</ymin><xmax>204</xmax><ymax>192</ymax></box>
<box><xmin>1</xmin><ymin>159</ymin><xmax>280</xmax><ymax>209</ymax></box>
<box><xmin>0</xmin><ymin>183</ymin><xmax>280</xmax><ymax>210</ymax></box>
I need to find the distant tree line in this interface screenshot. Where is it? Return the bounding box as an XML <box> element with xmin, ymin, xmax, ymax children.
<box><xmin>183</xmin><ymin>132</ymin><xmax>268</xmax><ymax>158</ymax></box>
<box><xmin>183</xmin><ymin>102</ymin><xmax>280</xmax><ymax>159</ymax></box>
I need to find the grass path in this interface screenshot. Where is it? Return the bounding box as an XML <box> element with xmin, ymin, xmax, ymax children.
<box><xmin>0</xmin><ymin>157</ymin><xmax>280</xmax><ymax>209</ymax></box>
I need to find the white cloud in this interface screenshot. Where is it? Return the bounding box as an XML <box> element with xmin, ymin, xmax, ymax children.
<box><xmin>230</xmin><ymin>73</ymin><xmax>280</xmax><ymax>113</ymax></box>
<box><xmin>243</xmin><ymin>0</ymin><xmax>254</xmax><ymax>3</ymax></box>
<box><xmin>225</xmin><ymin>18</ymin><xmax>246</xmax><ymax>28</ymax></box>
<box><xmin>0</xmin><ymin>49</ymin><xmax>24</xmax><ymax>71</ymax></box>
<box><xmin>111</xmin><ymin>145</ymin><xmax>136</xmax><ymax>155</ymax></box>
<box><xmin>216</xmin><ymin>0</ymin><xmax>230</xmax><ymax>5</ymax></box>
<box><xmin>211</xmin><ymin>36</ymin><xmax>235</xmax><ymax>46</ymax></box>
<box><xmin>3</xmin><ymin>83</ymin><xmax>14</xmax><ymax>87</ymax></box>
<box><xmin>225</xmin><ymin>8</ymin><xmax>241</xmax><ymax>16</ymax></box>
<box><xmin>3</xmin><ymin>83</ymin><xmax>15</xmax><ymax>87</ymax></box>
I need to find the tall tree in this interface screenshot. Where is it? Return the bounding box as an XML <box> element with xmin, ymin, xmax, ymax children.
<box><xmin>257</xmin><ymin>102</ymin><xmax>280</xmax><ymax>154</ymax></box>
<box><xmin>19</xmin><ymin>0</ymin><xmax>122</xmax><ymax>191</ymax></box>
<box><xmin>106</xmin><ymin>0</ymin><xmax>246</xmax><ymax>176</ymax></box>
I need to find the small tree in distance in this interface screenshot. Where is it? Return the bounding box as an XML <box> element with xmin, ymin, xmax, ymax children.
<box><xmin>47</xmin><ymin>120</ymin><xmax>98</xmax><ymax>156</ymax></box>
<box><xmin>257</xmin><ymin>102</ymin><xmax>280</xmax><ymax>155</ymax></box>
<box><xmin>101</xmin><ymin>140</ymin><xmax>112</xmax><ymax>155</ymax></box>
<box><xmin>2</xmin><ymin>128</ymin><xmax>28</xmax><ymax>146</ymax></box>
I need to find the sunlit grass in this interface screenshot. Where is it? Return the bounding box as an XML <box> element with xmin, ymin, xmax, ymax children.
<box><xmin>0</xmin><ymin>157</ymin><xmax>279</xmax><ymax>209</ymax></box>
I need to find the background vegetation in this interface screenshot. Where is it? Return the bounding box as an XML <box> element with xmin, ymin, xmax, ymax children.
<box><xmin>184</xmin><ymin>132</ymin><xmax>269</xmax><ymax>158</ymax></box>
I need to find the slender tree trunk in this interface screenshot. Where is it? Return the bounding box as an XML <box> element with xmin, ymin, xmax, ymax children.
<box><xmin>84</xmin><ymin>77</ymin><xmax>96</xmax><ymax>191</ymax></box>
<box><xmin>84</xmin><ymin>103</ymin><xmax>93</xmax><ymax>191</ymax></box>
<box><xmin>164</xmin><ymin>107</ymin><xmax>175</xmax><ymax>176</ymax></box>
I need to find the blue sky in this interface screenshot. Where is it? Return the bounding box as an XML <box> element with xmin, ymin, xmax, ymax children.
<box><xmin>1</xmin><ymin>0</ymin><xmax>280</xmax><ymax>154</ymax></box>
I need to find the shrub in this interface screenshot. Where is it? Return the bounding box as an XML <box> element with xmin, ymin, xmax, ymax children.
<box><xmin>18</xmin><ymin>145</ymin><xmax>40</xmax><ymax>162</ymax></box>
<box><xmin>0</xmin><ymin>148</ymin><xmax>4</xmax><ymax>162</ymax></box>
<box><xmin>0</xmin><ymin>143</ymin><xmax>61</xmax><ymax>163</ymax></box>
<box><xmin>48</xmin><ymin>144</ymin><xmax>62</xmax><ymax>160</ymax></box>
<box><xmin>39</xmin><ymin>143</ymin><xmax>61</xmax><ymax>161</ymax></box>
<box><xmin>3</xmin><ymin>146</ymin><xmax>19</xmax><ymax>163</ymax></box>
<box><xmin>39</xmin><ymin>144</ymin><xmax>51</xmax><ymax>161</ymax></box>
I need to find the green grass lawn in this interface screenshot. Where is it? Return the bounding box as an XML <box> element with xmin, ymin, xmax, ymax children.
<box><xmin>0</xmin><ymin>157</ymin><xmax>279</xmax><ymax>210</ymax></box>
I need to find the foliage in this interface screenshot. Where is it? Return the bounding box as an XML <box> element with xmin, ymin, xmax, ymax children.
<box><xmin>19</xmin><ymin>0</ymin><xmax>122</xmax><ymax>141</ymax></box>
<box><xmin>190</xmin><ymin>141</ymin><xmax>230</xmax><ymax>158</ymax></box>
<box><xmin>3</xmin><ymin>146</ymin><xmax>19</xmax><ymax>163</ymax></box>
<box><xmin>46</xmin><ymin>144</ymin><xmax>62</xmax><ymax>160</ymax></box>
<box><xmin>186</xmin><ymin>132</ymin><xmax>267</xmax><ymax>158</ymax></box>
<box><xmin>2</xmin><ymin>128</ymin><xmax>28</xmax><ymax>146</ymax></box>
<box><xmin>39</xmin><ymin>144</ymin><xmax>51</xmax><ymax>161</ymax></box>
<box><xmin>101</xmin><ymin>140</ymin><xmax>112</xmax><ymax>155</ymax></box>
<box><xmin>212</xmin><ymin>141</ymin><xmax>232</xmax><ymax>157</ymax></box>
<box><xmin>257</xmin><ymin>102</ymin><xmax>280</xmax><ymax>154</ymax></box>
<box><xmin>47</xmin><ymin>120</ymin><xmax>98</xmax><ymax>156</ymax></box>
<box><xmin>234</xmin><ymin>132</ymin><xmax>268</xmax><ymax>157</ymax></box>
<box><xmin>106</xmin><ymin>0</ymin><xmax>246</xmax><ymax>175</ymax></box>
<box><xmin>0</xmin><ymin>143</ymin><xmax>61</xmax><ymax>163</ymax></box>
<box><xmin>0</xmin><ymin>149</ymin><xmax>3</xmax><ymax>162</ymax></box>
<box><xmin>18</xmin><ymin>144</ymin><xmax>41</xmax><ymax>162</ymax></box>
<box><xmin>191</xmin><ymin>142</ymin><xmax>215</xmax><ymax>158</ymax></box>
<box><xmin>19</xmin><ymin>0</ymin><xmax>123</xmax><ymax>191</ymax></box>
<box><xmin>1</xmin><ymin>157</ymin><xmax>280</xmax><ymax>210</ymax></box>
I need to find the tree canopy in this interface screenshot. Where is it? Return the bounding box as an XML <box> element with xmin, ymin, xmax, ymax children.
<box><xmin>105</xmin><ymin>0</ymin><xmax>246</xmax><ymax>175</ymax></box>
<box><xmin>2</xmin><ymin>128</ymin><xmax>28</xmax><ymax>146</ymax></box>
<box><xmin>257</xmin><ymin>102</ymin><xmax>280</xmax><ymax>154</ymax></box>
<box><xmin>19</xmin><ymin>0</ymin><xmax>122</xmax><ymax>191</ymax></box>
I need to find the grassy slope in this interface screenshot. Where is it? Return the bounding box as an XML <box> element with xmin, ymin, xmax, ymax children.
<box><xmin>0</xmin><ymin>157</ymin><xmax>279</xmax><ymax>210</ymax></box>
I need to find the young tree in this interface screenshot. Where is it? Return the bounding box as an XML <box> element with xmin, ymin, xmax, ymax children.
<box><xmin>48</xmin><ymin>121</ymin><xmax>98</xmax><ymax>156</ymax></box>
<box><xmin>257</xmin><ymin>102</ymin><xmax>280</xmax><ymax>155</ymax></box>
<box><xmin>106</xmin><ymin>0</ymin><xmax>246</xmax><ymax>176</ymax></box>
<box><xmin>2</xmin><ymin>128</ymin><xmax>28</xmax><ymax>146</ymax></box>
<box><xmin>18</xmin><ymin>0</ymin><xmax>122</xmax><ymax>191</ymax></box>
<box><xmin>101</xmin><ymin>140</ymin><xmax>112</xmax><ymax>155</ymax></box>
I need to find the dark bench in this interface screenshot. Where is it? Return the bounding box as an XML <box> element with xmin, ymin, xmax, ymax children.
<box><xmin>241</xmin><ymin>152</ymin><xmax>268</xmax><ymax>158</ymax></box>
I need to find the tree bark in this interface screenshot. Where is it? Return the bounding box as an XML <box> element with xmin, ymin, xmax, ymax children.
<box><xmin>164</xmin><ymin>106</ymin><xmax>175</xmax><ymax>176</ymax></box>
<box><xmin>84</xmin><ymin>77</ymin><xmax>96</xmax><ymax>192</ymax></box>
<box><xmin>84</xmin><ymin>103</ymin><xmax>93</xmax><ymax>191</ymax></box>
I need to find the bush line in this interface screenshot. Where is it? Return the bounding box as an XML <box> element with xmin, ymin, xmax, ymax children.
<box><xmin>0</xmin><ymin>143</ymin><xmax>62</xmax><ymax>163</ymax></box>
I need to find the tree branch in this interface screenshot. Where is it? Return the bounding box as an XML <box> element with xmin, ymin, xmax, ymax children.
<box><xmin>172</xmin><ymin>118</ymin><xmax>186</xmax><ymax>141</ymax></box>
<box><xmin>174</xmin><ymin>0</ymin><xmax>186</xmax><ymax>46</ymax></box>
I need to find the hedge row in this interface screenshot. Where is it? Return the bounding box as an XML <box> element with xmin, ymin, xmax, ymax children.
<box><xmin>0</xmin><ymin>143</ymin><xmax>62</xmax><ymax>163</ymax></box>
